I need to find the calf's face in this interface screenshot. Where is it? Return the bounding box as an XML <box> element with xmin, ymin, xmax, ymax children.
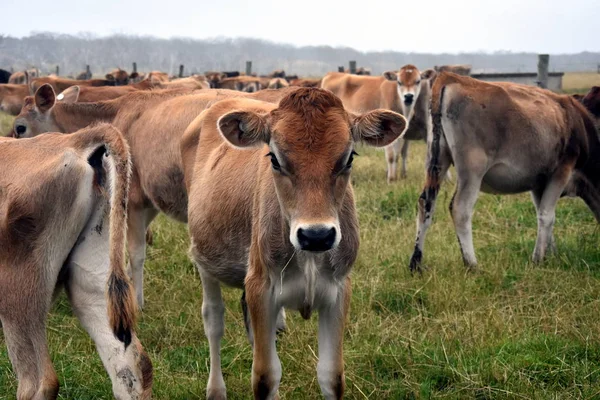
<box><xmin>12</xmin><ymin>84</ymin><xmax>78</xmax><ymax>138</ymax></box>
<box><xmin>384</xmin><ymin>64</ymin><xmax>429</xmax><ymax>119</ymax></box>
<box><xmin>218</xmin><ymin>88</ymin><xmax>407</xmax><ymax>253</ymax></box>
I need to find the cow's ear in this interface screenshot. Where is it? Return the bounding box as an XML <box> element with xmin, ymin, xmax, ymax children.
<box><xmin>421</xmin><ymin>69</ymin><xmax>437</xmax><ymax>81</ymax></box>
<box><xmin>383</xmin><ymin>71</ymin><xmax>398</xmax><ymax>81</ymax></box>
<box><xmin>57</xmin><ymin>85</ymin><xmax>80</xmax><ymax>103</ymax></box>
<box><xmin>34</xmin><ymin>84</ymin><xmax>56</xmax><ymax>113</ymax></box>
<box><xmin>351</xmin><ymin>109</ymin><xmax>407</xmax><ymax>147</ymax></box>
<box><xmin>218</xmin><ymin>110</ymin><xmax>270</xmax><ymax>148</ymax></box>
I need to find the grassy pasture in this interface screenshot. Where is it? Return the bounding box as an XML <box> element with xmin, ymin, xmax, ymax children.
<box><xmin>1</xmin><ymin>72</ymin><xmax>600</xmax><ymax>399</ymax></box>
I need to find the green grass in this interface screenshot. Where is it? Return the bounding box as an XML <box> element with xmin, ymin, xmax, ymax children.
<box><xmin>0</xmin><ymin>112</ymin><xmax>14</xmax><ymax>137</ymax></box>
<box><xmin>2</xmin><ymin>141</ymin><xmax>600</xmax><ymax>399</ymax></box>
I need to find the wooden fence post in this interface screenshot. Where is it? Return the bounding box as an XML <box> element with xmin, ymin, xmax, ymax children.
<box><xmin>55</xmin><ymin>65</ymin><xmax>60</xmax><ymax>76</ymax></box>
<box><xmin>246</xmin><ymin>61</ymin><xmax>252</xmax><ymax>76</ymax></box>
<box><xmin>536</xmin><ymin>54</ymin><xmax>549</xmax><ymax>89</ymax></box>
<box><xmin>179</xmin><ymin>64</ymin><xmax>184</xmax><ymax>78</ymax></box>
<box><xmin>349</xmin><ymin>61</ymin><xmax>356</xmax><ymax>74</ymax></box>
<box><xmin>338</xmin><ymin>66</ymin><xmax>344</xmax><ymax>72</ymax></box>
<box><xmin>86</xmin><ymin>65</ymin><xmax>91</xmax><ymax>79</ymax></box>
<box><xmin>132</xmin><ymin>62</ymin><xmax>137</xmax><ymax>74</ymax></box>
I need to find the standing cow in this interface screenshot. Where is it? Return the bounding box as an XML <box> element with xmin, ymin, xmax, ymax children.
<box><xmin>409</xmin><ymin>72</ymin><xmax>600</xmax><ymax>272</ymax></box>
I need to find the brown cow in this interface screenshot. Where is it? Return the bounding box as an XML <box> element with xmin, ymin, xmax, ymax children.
<box><xmin>267</xmin><ymin>77</ymin><xmax>290</xmax><ymax>89</ymax></box>
<box><xmin>8</xmin><ymin>68</ymin><xmax>39</xmax><ymax>85</ymax></box>
<box><xmin>186</xmin><ymin>88</ymin><xmax>407</xmax><ymax>398</ymax></box>
<box><xmin>0</xmin><ymin>84</ymin><xmax>29</xmax><ymax>115</ymax></box>
<box><xmin>13</xmin><ymin>85</ymin><xmax>296</xmax><ymax>310</ymax></box>
<box><xmin>217</xmin><ymin>76</ymin><xmax>262</xmax><ymax>92</ymax></box>
<box><xmin>30</xmin><ymin>76</ymin><xmax>117</xmax><ymax>94</ymax></box>
<box><xmin>0</xmin><ymin>124</ymin><xmax>151</xmax><ymax>399</ymax></box>
<box><xmin>106</xmin><ymin>68</ymin><xmax>130</xmax><ymax>85</ymax></box>
<box><xmin>434</xmin><ymin>64</ymin><xmax>472</xmax><ymax>76</ymax></box>
<box><xmin>289</xmin><ymin>78</ymin><xmax>321</xmax><ymax>88</ymax></box>
<box><xmin>321</xmin><ymin>65</ymin><xmax>436</xmax><ymax>181</ymax></box>
<box><xmin>582</xmin><ymin>86</ymin><xmax>600</xmax><ymax>119</ymax></box>
<box><xmin>409</xmin><ymin>72</ymin><xmax>600</xmax><ymax>272</ymax></box>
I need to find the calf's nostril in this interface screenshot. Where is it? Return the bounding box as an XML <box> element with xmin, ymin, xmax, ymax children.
<box><xmin>297</xmin><ymin>227</ymin><xmax>336</xmax><ymax>252</ymax></box>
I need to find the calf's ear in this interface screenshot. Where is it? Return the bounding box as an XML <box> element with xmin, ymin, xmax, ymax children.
<box><xmin>34</xmin><ymin>84</ymin><xmax>56</xmax><ymax>113</ymax></box>
<box><xmin>57</xmin><ymin>85</ymin><xmax>80</xmax><ymax>103</ymax></box>
<box><xmin>218</xmin><ymin>110</ymin><xmax>270</xmax><ymax>148</ymax></box>
<box><xmin>383</xmin><ymin>71</ymin><xmax>398</xmax><ymax>81</ymax></box>
<box><xmin>351</xmin><ymin>109</ymin><xmax>407</xmax><ymax>147</ymax></box>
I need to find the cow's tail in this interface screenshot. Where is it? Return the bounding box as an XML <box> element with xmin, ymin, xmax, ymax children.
<box><xmin>78</xmin><ymin>123</ymin><xmax>136</xmax><ymax>348</ymax></box>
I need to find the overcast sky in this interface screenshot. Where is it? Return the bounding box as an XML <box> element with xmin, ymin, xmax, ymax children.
<box><xmin>2</xmin><ymin>0</ymin><xmax>598</xmax><ymax>54</ymax></box>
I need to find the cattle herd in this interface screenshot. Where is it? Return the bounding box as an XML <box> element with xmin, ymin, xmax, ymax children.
<box><xmin>0</xmin><ymin>62</ymin><xmax>599</xmax><ymax>400</ymax></box>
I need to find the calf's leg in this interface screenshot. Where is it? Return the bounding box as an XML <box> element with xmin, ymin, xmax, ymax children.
<box><xmin>197</xmin><ymin>269</ymin><xmax>227</xmax><ymax>400</ymax></box>
<box><xmin>385</xmin><ymin>139</ymin><xmax>402</xmax><ymax>183</ymax></box>
<box><xmin>2</xmin><ymin>316</ymin><xmax>59</xmax><ymax>400</ymax></box>
<box><xmin>127</xmin><ymin>206</ymin><xmax>159</xmax><ymax>310</ymax></box>
<box><xmin>449</xmin><ymin>174</ymin><xmax>482</xmax><ymax>268</ymax></box>
<box><xmin>246</xmin><ymin>272</ymin><xmax>281</xmax><ymax>400</ymax></box>
<box><xmin>317</xmin><ymin>277</ymin><xmax>351</xmax><ymax>400</ymax></box>
<box><xmin>400</xmin><ymin>139</ymin><xmax>410</xmax><ymax>179</ymax></box>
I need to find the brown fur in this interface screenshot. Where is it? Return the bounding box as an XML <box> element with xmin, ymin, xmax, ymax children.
<box><xmin>31</xmin><ymin>76</ymin><xmax>117</xmax><ymax>94</ymax></box>
<box><xmin>106</xmin><ymin>68</ymin><xmax>130</xmax><ymax>86</ymax></box>
<box><xmin>434</xmin><ymin>64</ymin><xmax>472</xmax><ymax>76</ymax></box>
<box><xmin>0</xmin><ymin>84</ymin><xmax>29</xmax><ymax>116</ymax></box>
<box><xmin>289</xmin><ymin>78</ymin><xmax>321</xmax><ymax>88</ymax></box>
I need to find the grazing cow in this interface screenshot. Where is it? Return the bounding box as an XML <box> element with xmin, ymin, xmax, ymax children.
<box><xmin>0</xmin><ymin>68</ymin><xmax>11</xmax><ymax>84</ymax></box>
<box><xmin>321</xmin><ymin>65</ymin><xmax>436</xmax><ymax>181</ymax></box>
<box><xmin>106</xmin><ymin>68</ymin><xmax>130</xmax><ymax>85</ymax></box>
<box><xmin>186</xmin><ymin>87</ymin><xmax>407</xmax><ymax>399</ymax></box>
<box><xmin>0</xmin><ymin>84</ymin><xmax>29</xmax><ymax>115</ymax></box>
<box><xmin>267</xmin><ymin>77</ymin><xmax>289</xmax><ymax>89</ymax></box>
<box><xmin>0</xmin><ymin>124</ymin><xmax>152</xmax><ymax>399</ymax></box>
<box><xmin>289</xmin><ymin>78</ymin><xmax>321</xmax><ymax>88</ymax></box>
<box><xmin>409</xmin><ymin>72</ymin><xmax>600</xmax><ymax>272</ymax></box>
<box><xmin>582</xmin><ymin>86</ymin><xmax>600</xmax><ymax>119</ymax></box>
<box><xmin>434</xmin><ymin>64</ymin><xmax>472</xmax><ymax>76</ymax></box>
<box><xmin>30</xmin><ymin>76</ymin><xmax>117</xmax><ymax>93</ymax></box>
<box><xmin>13</xmin><ymin>84</ymin><xmax>295</xmax><ymax>309</ymax></box>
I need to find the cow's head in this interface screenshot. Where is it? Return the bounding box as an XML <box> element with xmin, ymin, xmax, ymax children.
<box><xmin>582</xmin><ymin>86</ymin><xmax>600</xmax><ymax>118</ymax></box>
<box><xmin>384</xmin><ymin>64</ymin><xmax>434</xmax><ymax>120</ymax></box>
<box><xmin>217</xmin><ymin>88</ymin><xmax>407</xmax><ymax>252</ymax></box>
<box><xmin>12</xmin><ymin>84</ymin><xmax>79</xmax><ymax>138</ymax></box>
<box><xmin>238</xmin><ymin>80</ymin><xmax>261</xmax><ymax>93</ymax></box>
<box><xmin>204</xmin><ymin>72</ymin><xmax>224</xmax><ymax>88</ymax></box>
<box><xmin>0</xmin><ymin>84</ymin><xmax>28</xmax><ymax>116</ymax></box>
<box><xmin>106</xmin><ymin>68</ymin><xmax>129</xmax><ymax>86</ymax></box>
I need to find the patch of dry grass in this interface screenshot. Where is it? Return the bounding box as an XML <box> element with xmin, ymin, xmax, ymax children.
<box><xmin>562</xmin><ymin>71</ymin><xmax>600</xmax><ymax>94</ymax></box>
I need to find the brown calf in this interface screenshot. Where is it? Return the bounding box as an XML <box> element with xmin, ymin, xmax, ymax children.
<box><xmin>410</xmin><ymin>72</ymin><xmax>600</xmax><ymax>272</ymax></box>
<box><xmin>13</xmin><ymin>84</ymin><xmax>294</xmax><ymax>310</ymax></box>
<box><xmin>0</xmin><ymin>124</ymin><xmax>151</xmax><ymax>399</ymax></box>
<box><xmin>187</xmin><ymin>88</ymin><xmax>407</xmax><ymax>399</ymax></box>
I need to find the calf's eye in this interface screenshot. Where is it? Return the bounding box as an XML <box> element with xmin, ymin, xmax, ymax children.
<box><xmin>266</xmin><ymin>152</ymin><xmax>281</xmax><ymax>171</ymax></box>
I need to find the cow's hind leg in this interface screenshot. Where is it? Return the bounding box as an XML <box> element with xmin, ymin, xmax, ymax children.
<box><xmin>409</xmin><ymin>139</ymin><xmax>451</xmax><ymax>273</ymax></box>
<box><xmin>532</xmin><ymin>166</ymin><xmax>573</xmax><ymax>263</ymax></box>
<box><xmin>531</xmin><ymin>188</ymin><xmax>556</xmax><ymax>255</ymax></box>
<box><xmin>2</xmin><ymin>315</ymin><xmax>59</xmax><ymax>400</ymax></box>
<box><xmin>66</xmin><ymin>264</ymin><xmax>152</xmax><ymax>399</ymax></box>
<box><xmin>127</xmin><ymin>207</ymin><xmax>159</xmax><ymax>310</ymax></box>
<box><xmin>449</xmin><ymin>173</ymin><xmax>483</xmax><ymax>268</ymax></box>
<box><xmin>198</xmin><ymin>268</ymin><xmax>227</xmax><ymax>400</ymax></box>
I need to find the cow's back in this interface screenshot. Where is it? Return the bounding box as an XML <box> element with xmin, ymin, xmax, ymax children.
<box><xmin>322</xmin><ymin>72</ymin><xmax>397</xmax><ymax>113</ymax></box>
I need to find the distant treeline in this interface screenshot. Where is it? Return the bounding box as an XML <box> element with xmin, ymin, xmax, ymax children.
<box><xmin>1</xmin><ymin>33</ymin><xmax>599</xmax><ymax>77</ymax></box>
